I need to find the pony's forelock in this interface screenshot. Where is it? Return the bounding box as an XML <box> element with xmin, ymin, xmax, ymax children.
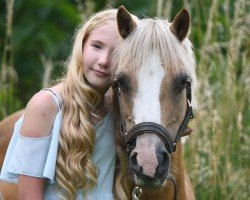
<box><xmin>113</xmin><ymin>18</ymin><xmax>197</xmax><ymax>108</ymax></box>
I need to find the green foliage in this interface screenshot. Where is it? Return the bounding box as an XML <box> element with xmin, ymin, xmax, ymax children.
<box><xmin>179</xmin><ymin>0</ymin><xmax>250</xmax><ymax>199</ymax></box>
<box><xmin>0</xmin><ymin>0</ymin><xmax>80</xmax><ymax>114</ymax></box>
<box><xmin>0</xmin><ymin>0</ymin><xmax>153</xmax><ymax>116</ymax></box>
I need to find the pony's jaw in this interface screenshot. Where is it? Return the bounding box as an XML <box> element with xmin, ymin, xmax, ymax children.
<box><xmin>135</xmin><ymin>174</ymin><xmax>167</xmax><ymax>188</ymax></box>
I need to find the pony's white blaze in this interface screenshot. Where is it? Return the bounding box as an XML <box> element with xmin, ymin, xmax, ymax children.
<box><xmin>133</xmin><ymin>53</ymin><xmax>165</xmax><ymax>124</ymax></box>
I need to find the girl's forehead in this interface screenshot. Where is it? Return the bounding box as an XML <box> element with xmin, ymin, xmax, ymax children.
<box><xmin>88</xmin><ymin>23</ymin><xmax>119</xmax><ymax>42</ymax></box>
<box><xmin>94</xmin><ymin>22</ymin><xmax>116</xmax><ymax>33</ymax></box>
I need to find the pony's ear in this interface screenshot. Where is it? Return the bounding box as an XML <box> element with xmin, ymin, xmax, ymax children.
<box><xmin>117</xmin><ymin>5</ymin><xmax>137</xmax><ymax>39</ymax></box>
<box><xmin>170</xmin><ymin>8</ymin><xmax>190</xmax><ymax>41</ymax></box>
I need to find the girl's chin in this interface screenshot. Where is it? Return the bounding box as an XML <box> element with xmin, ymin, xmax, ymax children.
<box><xmin>84</xmin><ymin>76</ymin><xmax>111</xmax><ymax>93</ymax></box>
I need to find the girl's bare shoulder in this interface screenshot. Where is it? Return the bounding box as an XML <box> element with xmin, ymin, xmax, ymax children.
<box><xmin>20</xmin><ymin>91</ymin><xmax>59</xmax><ymax>138</ymax></box>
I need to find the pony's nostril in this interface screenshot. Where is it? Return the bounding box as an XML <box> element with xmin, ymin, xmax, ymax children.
<box><xmin>156</xmin><ymin>149</ymin><xmax>170</xmax><ymax>176</ymax></box>
<box><xmin>161</xmin><ymin>151</ymin><xmax>169</xmax><ymax>167</ymax></box>
<box><xmin>157</xmin><ymin>150</ymin><xmax>169</xmax><ymax>163</ymax></box>
<box><xmin>139</xmin><ymin>166</ymin><xmax>143</xmax><ymax>173</ymax></box>
<box><xmin>129</xmin><ymin>152</ymin><xmax>141</xmax><ymax>175</ymax></box>
<box><xmin>162</xmin><ymin>152</ymin><xmax>168</xmax><ymax>163</ymax></box>
<box><xmin>130</xmin><ymin>152</ymin><xmax>138</xmax><ymax>165</ymax></box>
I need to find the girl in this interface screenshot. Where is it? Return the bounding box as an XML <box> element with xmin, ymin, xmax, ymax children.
<box><xmin>1</xmin><ymin>8</ymin><xmax>120</xmax><ymax>200</ymax></box>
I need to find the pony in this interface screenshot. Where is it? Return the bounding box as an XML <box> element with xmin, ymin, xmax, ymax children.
<box><xmin>112</xmin><ymin>6</ymin><xmax>197</xmax><ymax>200</ymax></box>
<box><xmin>0</xmin><ymin>110</ymin><xmax>23</xmax><ymax>200</ymax></box>
<box><xmin>0</xmin><ymin>6</ymin><xmax>197</xmax><ymax>200</ymax></box>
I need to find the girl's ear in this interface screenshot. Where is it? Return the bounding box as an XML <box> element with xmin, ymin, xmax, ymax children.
<box><xmin>170</xmin><ymin>8</ymin><xmax>190</xmax><ymax>42</ymax></box>
<box><xmin>117</xmin><ymin>6</ymin><xmax>137</xmax><ymax>39</ymax></box>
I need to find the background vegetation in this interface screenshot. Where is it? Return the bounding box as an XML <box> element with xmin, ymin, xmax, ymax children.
<box><xmin>0</xmin><ymin>0</ymin><xmax>249</xmax><ymax>199</ymax></box>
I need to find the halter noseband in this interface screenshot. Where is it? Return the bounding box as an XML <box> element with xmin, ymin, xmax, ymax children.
<box><xmin>115</xmin><ymin>80</ymin><xmax>194</xmax><ymax>154</ymax></box>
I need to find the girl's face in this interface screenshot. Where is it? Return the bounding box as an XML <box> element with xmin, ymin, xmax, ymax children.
<box><xmin>82</xmin><ymin>22</ymin><xmax>119</xmax><ymax>95</ymax></box>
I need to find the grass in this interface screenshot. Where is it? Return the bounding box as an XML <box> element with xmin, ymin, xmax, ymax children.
<box><xmin>176</xmin><ymin>0</ymin><xmax>249</xmax><ymax>199</ymax></box>
<box><xmin>0</xmin><ymin>0</ymin><xmax>16</xmax><ymax>119</ymax></box>
<box><xmin>156</xmin><ymin>0</ymin><xmax>249</xmax><ymax>199</ymax></box>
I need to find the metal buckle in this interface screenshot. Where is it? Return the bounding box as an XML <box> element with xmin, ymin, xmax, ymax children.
<box><xmin>132</xmin><ymin>187</ymin><xmax>143</xmax><ymax>200</ymax></box>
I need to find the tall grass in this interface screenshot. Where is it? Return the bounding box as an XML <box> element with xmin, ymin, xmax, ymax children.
<box><xmin>0</xmin><ymin>0</ymin><xmax>54</xmax><ymax>120</ymax></box>
<box><xmin>156</xmin><ymin>0</ymin><xmax>249</xmax><ymax>199</ymax></box>
<box><xmin>0</xmin><ymin>0</ymin><xmax>16</xmax><ymax>120</ymax></box>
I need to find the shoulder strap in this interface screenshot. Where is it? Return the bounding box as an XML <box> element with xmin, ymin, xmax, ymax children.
<box><xmin>41</xmin><ymin>88</ymin><xmax>62</xmax><ymax>110</ymax></box>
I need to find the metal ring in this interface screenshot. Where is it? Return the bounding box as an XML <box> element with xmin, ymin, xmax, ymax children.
<box><xmin>132</xmin><ymin>187</ymin><xmax>143</xmax><ymax>200</ymax></box>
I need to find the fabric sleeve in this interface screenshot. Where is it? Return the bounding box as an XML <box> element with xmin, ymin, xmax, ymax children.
<box><xmin>0</xmin><ymin>113</ymin><xmax>61</xmax><ymax>184</ymax></box>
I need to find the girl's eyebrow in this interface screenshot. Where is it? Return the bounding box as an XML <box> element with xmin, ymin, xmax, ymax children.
<box><xmin>90</xmin><ymin>40</ymin><xmax>104</xmax><ymax>45</ymax></box>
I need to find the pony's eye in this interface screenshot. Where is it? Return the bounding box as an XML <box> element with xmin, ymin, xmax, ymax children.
<box><xmin>180</xmin><ymin>76</ymin><xmax>188</xmax><ymax>87</ymax></box>
<box><xmin>115</xmin><ymin>73</ymin><xmax>131</xmax><ymax>93</ymax></box>
<box><xmin>117</xmin><ymin>78</ymin><xmax>129</xmax><ymax>93</ymax></box>
<box><xmin>176</xmin><ymin>75</ymin><xmax>190</xmax><ymax>92</ymax></box>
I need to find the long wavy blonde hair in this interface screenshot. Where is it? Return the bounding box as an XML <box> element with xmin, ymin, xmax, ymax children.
<box><xmin>55</xmin><ymin>9</ymin><xmax>118</xmax><ymax>200</ymax></box>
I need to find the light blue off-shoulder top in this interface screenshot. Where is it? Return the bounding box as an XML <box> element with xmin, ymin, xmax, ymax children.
<box><xmin>0</xmin><ymin>89</ymin><xmax>116</xmax><ymax>200</ymax></box>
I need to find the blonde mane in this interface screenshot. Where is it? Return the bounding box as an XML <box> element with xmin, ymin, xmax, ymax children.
<box><xmin>113</xmin><ymin>18</ymin><xmax>197</xmax><ymax>108</ymax></box>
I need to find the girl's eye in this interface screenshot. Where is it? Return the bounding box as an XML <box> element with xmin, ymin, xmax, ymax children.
<box><xmin>92</xmin><ymin>43</ymin><xmax>102</xmax><ymax>49</ymax></box>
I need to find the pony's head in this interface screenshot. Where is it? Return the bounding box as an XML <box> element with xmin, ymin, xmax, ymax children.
<box><xmin>113</xmin><ymin>6</ymin><xmax>197</xmax><ymax>188</ymax></box>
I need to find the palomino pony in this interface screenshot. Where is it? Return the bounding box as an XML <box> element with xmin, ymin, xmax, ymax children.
<box><xmin>0</xmin><ymin>110</ymin><xmax>24</xmax><ymax>200</ymax></box>
<box><xmin>113</xmin><ymin>6</ymin><xmax>196</xmax><ymax>200</ymax></box>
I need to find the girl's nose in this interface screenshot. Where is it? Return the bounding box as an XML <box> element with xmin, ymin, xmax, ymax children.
<box><xmin>98</xmin><ymin>52</ymin><xmax>110</xmax><ymax>68</ymax></box>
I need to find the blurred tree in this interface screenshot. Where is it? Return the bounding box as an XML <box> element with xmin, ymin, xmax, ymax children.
<box><xmin>0</xmin><ymin>0</ymin><xmax>154</xmax><ymax>111</ymax></box>
<box><xmin>0</xmin><ymin>0</ymin><xmax>200</xmax><ymax>115</ymax></box>
<box><xmin>1</xmin><ymin>0</ymin><xmax>80</xmax><ymax>109</ymax></box>
<box><xmin>0</xmin><ymin>0</ymin><xmax>207</xmax><ymax>116</ymax></box>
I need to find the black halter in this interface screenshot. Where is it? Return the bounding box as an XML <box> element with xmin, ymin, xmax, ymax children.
<box><xmin>114</xmin><ymin>80</ymin><xmax>194</xmax><ymax>200</ymax></box>
<box><xmin>115</xmin><ymin>80</ymin><xmax>194</xmax><ymax>154</ymax></box>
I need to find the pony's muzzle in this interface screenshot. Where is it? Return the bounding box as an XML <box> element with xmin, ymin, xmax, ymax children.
<box><xmin>129</xmin><ymin>143</ymin><xmax>170</xmax><ymax>187</ymax></box>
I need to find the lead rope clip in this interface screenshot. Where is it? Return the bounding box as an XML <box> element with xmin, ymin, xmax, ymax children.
<box><xmin>132</xmin><ymin>187</ymin><xmax>143</xmax><ymax>200</ymax></box>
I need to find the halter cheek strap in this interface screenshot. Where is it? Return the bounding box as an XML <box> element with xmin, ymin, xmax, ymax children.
<box><xmin>173</xmin><ymin>99</ymin><xmax>194</xmax><ymax>151</ymax></box>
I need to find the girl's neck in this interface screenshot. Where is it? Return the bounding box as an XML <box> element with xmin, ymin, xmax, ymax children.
<box><xmin>90</xmin><ymin>95</ymin><xmax>110</xmax><ymax>125</ymax></box>
<box><xmin>94</xmin><ymin>96</ymin><xmax>108</xmax><ymax>114</ymax></box>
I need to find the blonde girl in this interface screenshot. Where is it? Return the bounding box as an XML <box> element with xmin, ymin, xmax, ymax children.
<box><xmin>1</xmin><ymin>8</ymin><xmax>120</xmax><ymax>200</ymax></box>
